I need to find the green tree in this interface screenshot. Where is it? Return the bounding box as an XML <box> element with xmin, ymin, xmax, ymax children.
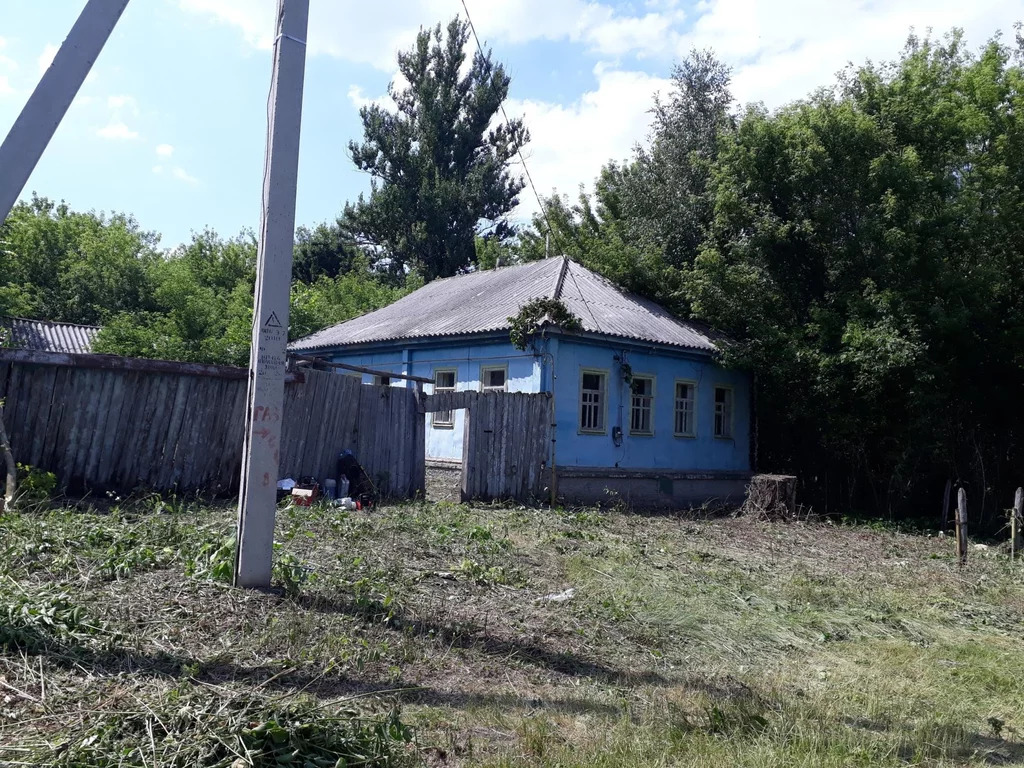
<box><xmin>289</xmin><ymin>257</ymin><xmax>412</xmax><ymax>340</ymax></box>
<box><xmin>688</xmin><ymin>30</ymin><xmax>1024</xmax><ymax>520</ymax></box>
<box><xmin>344</xmin><ymin>17</ymin><xmax>529</xmax><ymax>281</ymax></box>
<box><xmin>0</xmin><ymin>195</ymin><xmax>160</xmax><ymax>324</ymax></box>
<box><xmin>292</xmin><ymin>222</ymin><xmax>363</xmax><ymax>283</ymax></box>
<box><xmin>622</xmin><ymin>50</ymin><xmax>734</xmax><ymax>272</ymax></box>
<box><xmin>93</xmin><ymin>230</ymin><xmax>257</xmax><ymax>366</ymax></box>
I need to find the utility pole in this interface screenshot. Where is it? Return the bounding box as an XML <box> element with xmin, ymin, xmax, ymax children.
<box><xmin>235</xmin><ymin>0</ymin><xmax>309</xmax><ymax>588</ymax></box>
<box><xmin>0</xmin><ymin>0</ymin><xmax>130</xmax><ymax>222</ymax></box>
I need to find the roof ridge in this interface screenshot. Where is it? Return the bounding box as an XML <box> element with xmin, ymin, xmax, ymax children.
<box><xmin>552</xmin><ymin>255</ymin><xmax>569</xmax><ymax>300</ymax></box>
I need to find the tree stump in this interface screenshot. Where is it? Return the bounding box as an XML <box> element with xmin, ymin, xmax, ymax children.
<box><xmin>742</xmin><ymin>474</ymin><xmax>798</xmax><ymax>521</ymax></box>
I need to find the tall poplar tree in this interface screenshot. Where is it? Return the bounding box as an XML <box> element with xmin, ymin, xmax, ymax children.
<box><xmin>344</xmin><ymin>18</ymin><xmax>529</xmax><ymax>281</ymax></box>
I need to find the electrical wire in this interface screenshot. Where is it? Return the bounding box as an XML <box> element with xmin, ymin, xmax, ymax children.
<box><xmin>458</xmin><ymin>0</ymin><xmax>602</xmax><ymax>333</ymax></box>
<box><xmin>459</xmin><ymin>0</ymin><xmax>559</xmax><ymax>253</ymax></box>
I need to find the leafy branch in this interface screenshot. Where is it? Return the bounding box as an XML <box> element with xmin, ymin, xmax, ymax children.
<box><xmin>508</xmin><ymin>297</ymin><xmax>583</xmax><ymax>350</ymax></box>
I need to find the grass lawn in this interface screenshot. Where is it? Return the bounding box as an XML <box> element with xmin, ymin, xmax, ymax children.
<box><xmin>1</xmin><ymin>497</ymin><xmax>1022</xmax><ymax>766</ymax></box>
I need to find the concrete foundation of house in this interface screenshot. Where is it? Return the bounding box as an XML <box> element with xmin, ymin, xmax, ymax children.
<box><xmin>549</xmin><ymin>467</ymin><xmax>751</xmax><ymax>511</ymax></box>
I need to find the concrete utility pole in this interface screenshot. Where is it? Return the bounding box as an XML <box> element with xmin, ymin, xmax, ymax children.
<box><xmin>235</xmin><ymin>0</ymin><xmax>309</xmax><ymax>588</ymax></box>
<box><xmin>0</xmin><ymin>0</ymin><xmax>130</xmax><ymax>222</ymax></box>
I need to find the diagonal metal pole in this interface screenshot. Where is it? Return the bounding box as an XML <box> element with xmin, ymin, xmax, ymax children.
<box><xmin>0</xmin><ymin>0</ymin><xmax>130</xmax><ymax>222</ymax></box>
<box><xmin>235</xmin><ymin>0</ymin><xmax>309</xmax><ymax>588</ymax></box>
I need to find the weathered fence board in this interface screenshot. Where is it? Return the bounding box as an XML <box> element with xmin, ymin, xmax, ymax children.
<box><xmin>0</xmin><ymin>350</ymin><xmax>424</xmax><ymax>498</ymax></box>
<box><xmin>2</xmin><ymin>349</ymin><xmax>553</xmax><ymax>504</ymax></box>
<box><xmin>421</xmin><ymin>390</ymin><xmax>552</xmax><ymax>502</ymax></box>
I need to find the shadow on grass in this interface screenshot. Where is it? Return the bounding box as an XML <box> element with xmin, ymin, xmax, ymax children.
<box><xmin>292</xmin><ymin>590</ymin><xmax>667</xmax><ymax>687</ymax></box>
<box><xmin>22</xmin><ymin>641</ymin><xmax>623</xmax><ymax>718</ymax></box>
<box><xmin>844</xmin><ymin>717</ymin><xmax>1024</xmax><ymax>766</ymax></box>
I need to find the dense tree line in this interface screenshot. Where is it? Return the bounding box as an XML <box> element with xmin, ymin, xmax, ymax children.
<box><xmin>0</xmin><ymin>195</ymin><xmax>407</xmax><ymax>366</ymax></box>
<box><xmin>516</xmin><ymin>30</ymin><xmax>1024</xmax><ymax>523</ymax></box>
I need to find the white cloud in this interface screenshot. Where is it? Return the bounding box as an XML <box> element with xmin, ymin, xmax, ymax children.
<box><xmin>0</xmin><ymin>74</ymin><xmax>14</xmax><ymax>97</ymax></box>
<box><xmin>504</xmin><ymin>66</ymin><xmax>671</xmax><ymax>217</ymax></box>
<box><xmin>346</xmin><ymin>84</ymin><xmax>396</xmax><ymax>113</ymax></box>
<box><xmin>156</xmin><ymin>143</ymin><xmax>175</xmax><ymax>157</ymax></box>
<box><xmin>178</xmin><ymin>0</ymin><xmax>691</xmax><ymax>69</ymax></box>
<box><xmin>0</xmin><ymin>36</ymin><xmax>17</xmax><ymax>75</ymax></box>
<box><xmin>152</xmin><ymin>163</ymin><xmax>200</xmax><ymax>185</ymax></box>
<box><xmin>97</xmin><ymin>120</ymin><xmax>140</xmax><ymax>140</ymax></box>
<box><xmin>107</xmin><ymin>94</ymin><xmax>138</xmax><ymax>113</ymax></box>
<box><xmin>38</xmin><ymin>43</ymin><xmax>58</xmax><ymax>74</ymax></box>
<box><xmin>172</xmin><ymin>166</ymin><xmax>200</xmax><ymax>185</ymax></box>
<box><xmin>679</xmin><ymin>0</ymin><xmax>1018</xmax><ymax>109</ymax></box>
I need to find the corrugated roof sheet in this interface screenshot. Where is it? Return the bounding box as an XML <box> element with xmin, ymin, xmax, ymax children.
<box><xmin>0</xmin><ymin>316</ymin><xmax>100</xmax><ymax>354</ymax></box>
<box><xmin>290</xmin><ymin>257</ymin><xmax>719</xmax><ymax>354</ymax></box>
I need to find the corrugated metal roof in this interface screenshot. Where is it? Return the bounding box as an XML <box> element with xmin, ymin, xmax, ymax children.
<box><xmin>0</xmin><ymin>316</ymin><xmax>101</xmax><ymax>354</ymax></box>
<box><xmin>289</xmin><ymin>257</ymin><xmax>719</xmax><ymax>354</ymax></box>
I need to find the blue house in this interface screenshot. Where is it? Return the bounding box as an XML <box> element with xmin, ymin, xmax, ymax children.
<box><xmin>290</xmin><ymin>257</ymin><xmax>753</xmax><ymax>506</ymax></box>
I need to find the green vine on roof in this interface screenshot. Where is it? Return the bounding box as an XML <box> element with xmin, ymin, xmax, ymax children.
<box><xmin>508</xmin><ymin>298</ymin><xmax>583</xmax><ymax>350</ymax></box>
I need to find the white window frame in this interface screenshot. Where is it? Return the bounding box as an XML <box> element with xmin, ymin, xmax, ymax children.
<box><xmin>432</xmin><ymin>368</ymin><xmax>457</xmax><ymax>428</ymax></box>
<box><xmin>628</xmin><ymin>374</ymin><xmax>655</xmax><ymax>436</ymax></box>
<box><xmin>674</xmin><ymin>379</ymin><xmax>697</xmax><ymax>438</ymax></box>
<box><xmin>713</xmin><ymin>385</ymin><xmax>734</xmax><ymax>439</ymax></box>
<box><xmin>479</xmin><ymin>364</ymin><xmax>509</xmax><ymax>393</ymax></box>
<box><xmin>578</xmin><ymin>368</ymin><xmax>608</xmax><ymax>434</ymax></box>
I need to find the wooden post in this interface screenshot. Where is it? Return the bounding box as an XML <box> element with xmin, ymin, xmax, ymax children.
<box><xmin>956</xmin><ymin>487</ymin><xmax>968</xmax><ymax>567</ymax></box>
<box><xmin>0</xmin><ymin>0</ymin><xmax>130</xmax><ymax>221</ymax></box>
<box><xmin>941</xmin><ymin>478</ymin><xmax>952</xmax><ymax>529</ymax></box>
<box><xmin>0</xmin><ymin>404</ymin><xmax>15</xmax><ymax>512</ymax></box>
<box><xmin>1012</xmin><ymin>488</ymin><xmax>1023</xmax><ymax>562</ymax></box>
<box><xmin>234</xmin><ymin>0</ymin><xmax>309</xmax><ymax>588</ymax></box>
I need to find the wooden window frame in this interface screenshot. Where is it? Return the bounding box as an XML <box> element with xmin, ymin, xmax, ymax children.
<box><xmin>432</xmin><ymin>368</ymin><xmax>457</xmax><ymax>429</ymax></box>
<box><xmin>578</xmin><ymin>367</ymin><xmax>609</xmax><ymax>434</ymax></box>
<box><xmin>628</xmin><ymin>374</ymin><xmax>655</xmax><ymax>436</ymax></box>
<box><xmin>674</xmin><ymin>379</ymin><xmax>697</xmax><ymax>438</ymax></box>
<box><xmin>713</xmin><ymin>385</ymin><xmax>735</xmax><ymax>439</ymax></box>
<box><xmin>373</xmin><ymin>374</ymin><xmax>391</xmax><ymax>387</ymax></box>
<box><xmin>479</xmin><ymin>364</ymin><xmax>509</xmax><ymax>393</ymax></box>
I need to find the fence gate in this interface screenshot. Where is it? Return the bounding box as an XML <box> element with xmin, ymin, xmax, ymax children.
<box><xmin>421</xmin><ymin>390</ymin><xmax>552</xmax><ymax>503</ymax></box>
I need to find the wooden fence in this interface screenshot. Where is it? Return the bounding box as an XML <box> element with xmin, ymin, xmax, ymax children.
<box><xmin>421</xmin><ymin>390</ymin><xmax>552</xmax><ymax>502</ymax></box>
<box><xmin>0</xmin><ymin>349</ymin><xmax>423</xmax><ymax>497</ymax></box>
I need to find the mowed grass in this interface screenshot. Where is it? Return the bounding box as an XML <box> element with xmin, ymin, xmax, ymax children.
<box><xmin>1</xmin><ymin>497</ymin><xmax>1023</xmax><ymax>767</ymax></box>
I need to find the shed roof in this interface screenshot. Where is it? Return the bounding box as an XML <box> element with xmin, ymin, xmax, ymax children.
<box><xmin>0</xmin><ymin>316</ymin><xmax>101</xmax><ymax>354</ymax></box>
<box><xmin>290</xmin><ymin>257</ymin><xmax>719</xmax><ymax>354</ymax></box>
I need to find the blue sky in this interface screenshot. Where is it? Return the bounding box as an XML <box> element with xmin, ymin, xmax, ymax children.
<box><xmin>0</xmin><ymin>0</ymin><xmax>1019</xmax><ymax>249</ymax></box>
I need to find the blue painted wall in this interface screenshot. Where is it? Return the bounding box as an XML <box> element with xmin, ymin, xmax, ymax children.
<box><xmin>550</xmin><ymin>338</ymin><xmax>750</xmax><ymax>472</ymax></box>
<box><xmin>323</xmin><ymin>334</ymin><xmax>750</xmax><ymax>471</ymax></box>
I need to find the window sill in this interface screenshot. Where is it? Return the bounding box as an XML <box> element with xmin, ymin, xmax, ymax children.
<box><xmin>432</xmin><ymin>424</ymin><xmax>455</xmax><ymax>430</ymax></box>
<box><xmin>628</xmin><ymin>431</ymin><xmax>654</xmax><ymax>437</ymax></box>
<box><xmin>578</xmin><ymin>429</ymin><xmax>607</xmax><ymax>436</ymax></box>
<box><xmin>713</xmin><ymin>435</ymin><xmax>735</xmax><ymax>441</ymax></box>
<box><xmin>674</xmin><ymin>433</ymin><xmax>697</xmax><ymax>439</ymax></box>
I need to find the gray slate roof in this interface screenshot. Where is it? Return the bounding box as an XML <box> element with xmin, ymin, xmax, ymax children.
<box><xmin>290</xmin><ymin>257</ymin><xmax>718</xmax><ymax>354</ymax></box>
<box><xmin>0</xmin><ymin>316</ymin><xmax>100</xmax><ymax>354</ymax></box>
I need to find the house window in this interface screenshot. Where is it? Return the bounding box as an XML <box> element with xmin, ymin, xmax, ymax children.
<box><xmin>373</xmin><ymin>375</ymin><xmax>391</xmax><ymax>387</ymax></box>
<box><xmin>714</xmin><ymin>386</ymin><xmax>733</xmax><ymax>438</ymax></box>
<box><xmin>480</xmin><ymin>365</ymin><xmax>507</xmax><ymax>392</ymax></box>
<box><xmin>579</xmin><ymin>370</ymin><xmax>606</xmax><ymax>433</ymax></box>
<box><xmin>674</xmin><ymin>381</ymin><xmax>696</xmax><ymax>437</ymax></box>
<box><xmin>629</xmin><ymin>376</ymin><xmax>654</xmax><ymax>435</ymax></box>
<box><xmin>432</xmin><ymin>369</ymin><xmax>456</xmax><ymax>428</ymax></box>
